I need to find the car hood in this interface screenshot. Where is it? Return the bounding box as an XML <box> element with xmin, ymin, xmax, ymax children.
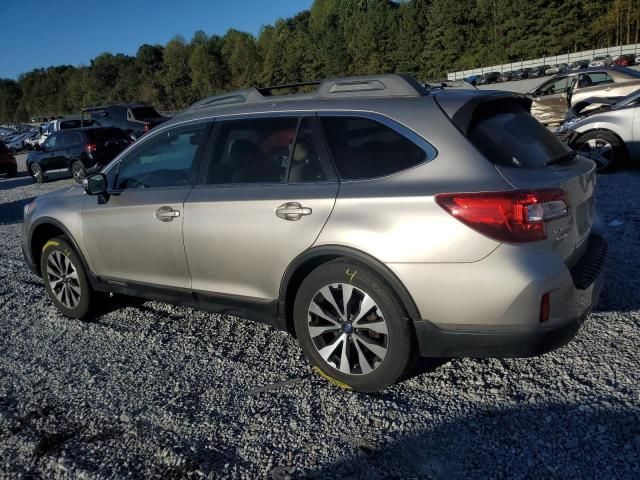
<box><xmin>36</xmin><ymin>184</ymin><xmax>84</xmax><ymax>201</ymax></box>
<box><xmin>572</xmin><ymin>96</ymin><xmax>621</xmax><ymax>115</ymax></box>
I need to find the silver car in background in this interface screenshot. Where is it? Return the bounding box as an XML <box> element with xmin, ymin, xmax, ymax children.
<box><xmin>558</xmin><ymin>89</ymin><xmax>640</xmax><ymax>171</ymax></box>
<box><xmin>22</xmin><ymin>75</ymin><xmax>607</xmax><ymax>392</ymax></box>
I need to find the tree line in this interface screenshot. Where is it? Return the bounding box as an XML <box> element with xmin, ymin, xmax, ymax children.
<box><xmin>1</xmin><ymin>0</ymin><xmax>639</xmax><ymax>122</ymax></box>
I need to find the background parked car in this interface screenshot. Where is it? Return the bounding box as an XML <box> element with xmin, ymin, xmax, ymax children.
<box><xmin>463</xmin><ymin>74</ymin><xmax>480</xmax><ymax>86</ymax></box>
<box><xmin>512</xmin><ymin>68</ymin><xmax>530</xmax><ymax>80</ymax></box>
<box><xmin>27</xmin><ymin>127</ymin><xmax>131</xmax><ymax>183</ymax></box>
<box><xmin>529</xmin><ymin>65</ymin><xmax>550</xmax><ymax>78</ymax></box>
<box><xmin>478</xmin><ymin>71</ymin><xmax>501</xmax><ymax>84</ymax></box>
<box><xmin>613</xmin><ymin>54</ymin><xmax>636</xmax><ymax>67</ymax></box>
<box><xmin>546</xmin><ymin>63</ymin><xmax>568</xmax><ymax>75</ymax></box>
<box><xmin>83</xmin><ymin>103</ymin><xmax>168</xmax><ymax>139</ymax></box>
<box><xmin>589</xmin><ymin>55</ymin><xmax>613</xmax><ymax>67</ymax></box>
<box><xmin>556</xmin><ymin>88</ymin><xmax>640</xmax><ymax>171</ymax></box>
<box><xmin>498</xmin><ymin>71</ymin><xmax>513</xmax><ymax>82</ymax></box>
<box><xmin>528</xmin><ymin>67</ymin><xmax>640</xmax><ymax>124</ymax></box>
<box><xmin>568</xmin><ymin>60</ymin><xmax>590</xmax><ymax>70</ymax></box>
<box><xmin>0</xmin><ymin>140</ymin><xmax>18</xmax><ymax>177</ymax></box>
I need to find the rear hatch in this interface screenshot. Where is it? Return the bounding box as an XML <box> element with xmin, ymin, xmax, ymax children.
<box><xmin>436</xmin><ymin>93</ymin><xmax>597</xmax><ymax>266</ymax></box>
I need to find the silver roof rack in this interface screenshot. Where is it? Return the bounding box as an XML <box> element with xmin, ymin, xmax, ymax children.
<box><xmin>183</xmin><ymin>74</ymin><xmax>428</xmax><ymax>113</ymax></box>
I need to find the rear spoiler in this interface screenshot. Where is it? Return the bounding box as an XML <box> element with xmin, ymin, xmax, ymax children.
<box><xmin>434</xmin><ymin>90</ymin><xmax>532</xmax><ymax>136</ymax></box>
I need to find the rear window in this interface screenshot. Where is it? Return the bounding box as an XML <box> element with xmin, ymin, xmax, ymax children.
<box><xmin>468</xmin><ymin>102</ymin><xmax>571</xmax><ymax>169</ymax></box>
<box><xmin>86</xmin><ymin>128</ymin><xmax>129</xmax><ymax>142</ymax></box>
<box><xmin>320</xmin><ymin>116</ymin><xmax>432</xmax><ymax>180</ymax></box>
<box><xmin>131</xmin><ymin>107</ymin><xmax>160</xmax><ymax>120</ymax></box>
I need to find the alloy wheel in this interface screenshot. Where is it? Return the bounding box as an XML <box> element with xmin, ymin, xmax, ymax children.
<box><xmin>72</xmin><ymin>163</ymin><xmax>85</xmax><ymax>183</ymax></box>
<box><xmin>579</xmin><ymin>138</ymin><xmax>613</xmax><ymax>170</ymax></box>
<box><xmin>307</xmin><ymin>283</ymin><xmax>389</xmax><ymax>375</ymax></box>
<box><xmin>46</xmin><ymin>251</ymin><xmax>82</xmax><ymax>309</ymax></box>
<box><xmin>30</xmin><ymin>164</ymin><xmax>42</xmax><ymax>182</ymax></box>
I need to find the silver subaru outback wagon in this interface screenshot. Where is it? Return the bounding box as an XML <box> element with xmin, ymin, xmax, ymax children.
<box><xmin>22</xmin><ymin>75</ymin><xmax>607</xmax><ymax>392</ymax></box>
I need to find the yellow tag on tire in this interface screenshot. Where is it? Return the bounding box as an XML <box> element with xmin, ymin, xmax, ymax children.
<box><xmin>43</xmin><ymin>240</ymin><xmax>60</xmax><ymax>251</ymax></box>
<box><xmin>313</xmin><ymin>366</ymin><xmax>352</xmax><ymax>390</ymax></box>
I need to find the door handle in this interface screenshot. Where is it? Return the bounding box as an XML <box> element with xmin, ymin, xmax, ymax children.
<box><xmin>155</xmin><ymin>206</ymin><xmax>181</xmax><ymax>222</ymax></box>
<box><xmin>276</xmin><ymin>202</ymin><xmax>312</xmax><ymax>221</ymax></box>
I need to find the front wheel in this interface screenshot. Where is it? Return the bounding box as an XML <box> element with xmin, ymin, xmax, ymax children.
<box><xmin>573</xmin><ymin>130</ymin><xmax>628</xmax><ymax>172</ymax></box>
<box><xmin>40</xmin><ymin>237</ymin><xmax>94</xmax><ymax>319</ymax></box>
<box><xmin>294</xmin><ymin>260</ymin><xmax>413</xmax><ymax>392</ymax></box>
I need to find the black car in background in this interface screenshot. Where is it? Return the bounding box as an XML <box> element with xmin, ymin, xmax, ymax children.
<box><xmin>83</xmin><ymin>104</ymin><xmax>168</xmax><ymax>139</ymax></box>
<box><xmin>27</xmin><ymin>127</ymin><xmax>131</xmax><ymax>184</ymax></box>
<box><xmin>529</xmin><ymin>65</ymin><xmax>550</xmax><ymax>78</ymax></box>
<box><xmin>512</xmin><ymin>68</ymin><xmax>531</xmax><ymax>80</ymax></box>
<box><xmin>478</xmin><ymin>71</ymin><xmax>501</xmax><ymax>84</ymax></box>
<box><xmin>498</xmin><ymin>70</ymin><xmax>513</xmax><ymax>82</ymax></box>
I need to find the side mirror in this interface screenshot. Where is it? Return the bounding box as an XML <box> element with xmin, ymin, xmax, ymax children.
<box><xmin>83</xmin><ymin>173</ymin><xmax>109</xmax><ymax>203</ymax></box>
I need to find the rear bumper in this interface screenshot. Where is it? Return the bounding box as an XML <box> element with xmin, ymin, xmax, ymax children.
<box><xmin>413</xmin><ymin>312</ymin><xmax>587</xmax><ymax>358</ymax></box>
<box><xmin>398</xmin><ymin>231</ymin><xmax>607</xmax><ymax>358</ymax></box>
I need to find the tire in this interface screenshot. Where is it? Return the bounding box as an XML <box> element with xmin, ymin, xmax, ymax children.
<box><xmin>30</xmin><ymin>163</ymin><xmax>44</xmax><ymax>183</ymax></box>
<box><xmin>71</xmin><ymin>161</ymin><xmax>86</xmax><ymax>184</ymax></box>
<box><xmin>573</xmin><ymin>130</ymin><xmax>628</xmax><ymax>172</ymax></box>
<box><xmin>40</xmin><ymin>237</ymin><xmax>93</xmax><ymax>319</ymax></box>
<box><xmin>293</xmin><ymin>259</ymin><xmax>413</xmax><ymax>392</ymax></box>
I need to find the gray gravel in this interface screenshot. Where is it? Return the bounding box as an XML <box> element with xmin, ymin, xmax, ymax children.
<box><xmin>1</xmin><ymin>154</ymin><xmax>639</xmax><ymax>479</ymax></box>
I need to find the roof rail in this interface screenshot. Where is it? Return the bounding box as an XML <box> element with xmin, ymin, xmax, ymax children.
<box><xmin>257</xmin><ymin>80</ymin><xmax>321</xmax><ymax>96</ymax></box>
<box><xmin>182</xmin><ymin>74</ymin><xmax>427</xmax><ymax>114</ymax></box>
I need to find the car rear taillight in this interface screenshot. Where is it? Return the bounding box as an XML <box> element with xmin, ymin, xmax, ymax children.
<box><xmin>85</xmin><ymin>143</ymin><xmax>97</xmax><ymax>153</ymax></box>
<box><xmin>435</xmin><ymin>189</ymin><xmax>569</xmax><ymax>243</ymax></box>
<box><xmin>143</xmin><ymin>122</ymin><xmax>151</xmax><ymax>132</ymax></box>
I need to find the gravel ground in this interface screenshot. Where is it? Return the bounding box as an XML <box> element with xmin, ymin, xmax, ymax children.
<box><xmin>0</xmin><ymin>154</ymin><xmax>639</xmax><ymax>479</ymax></box>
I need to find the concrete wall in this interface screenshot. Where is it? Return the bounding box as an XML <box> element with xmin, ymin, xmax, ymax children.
<box><xmin>448</xmin><ymin>43</ymin><xmax>640</xmax><ymax>81</ymax></box>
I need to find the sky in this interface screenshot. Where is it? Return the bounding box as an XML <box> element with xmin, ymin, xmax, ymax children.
<box><xmin>0</xmin><ymin>0</ymin><xmax>313</xmax><ymax>79</ymax></box>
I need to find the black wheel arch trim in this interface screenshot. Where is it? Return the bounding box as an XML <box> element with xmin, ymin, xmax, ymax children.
<box><xmin>278</xmin><ymin>245</ymin><xmax>421</xmax><ymax>322</ymax></box>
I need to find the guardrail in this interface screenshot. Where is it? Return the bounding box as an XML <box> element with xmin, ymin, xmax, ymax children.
<box><xmin>447</xmin><ymin>43</ymin><xmax>640</xmax><ymax>81</ymax></box>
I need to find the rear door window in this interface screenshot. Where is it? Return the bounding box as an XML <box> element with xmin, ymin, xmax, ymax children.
<box><xmin>61</xmin><ymin>132</ymin><xmax>82</xmax><ymax>146</ymax></box>
<box><xmin>468</xmin><ymin>101</ymin><xmax>572</xmax><ymax>169</ymax></box>
<box><xmin>579</xmin><ymin>72</ymin><xmax>614</xmax><ymax>88</ymax></box>
<box><xmin>205</xmin><ymin>117</ymin><xmax>298</xmax><ymax>185</ymax></box>
<box><xmin>319</xmin><ymin>116</ymin><xmax>433</xmax><ymax>180</ymax></box>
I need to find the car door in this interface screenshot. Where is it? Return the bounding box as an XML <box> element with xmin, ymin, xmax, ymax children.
<box><xmin>81</xmin><ymin>121</ymin><xmax>210</xmax><ymax>289</ymax></box>
<box><xmin>38</xmin><ymin>132</ymin><xmax>66</xmax><ymax>173</ymax></box>
<box><xmin>183</xmin><ymin>115</ymin><xmax>338</xmax><ymax>302</ymax></box>
<box><xmin>571</xmin><ymin>72</ymin><xmax>616</xmax><ymax>105</ymax></box>
<box><xmin>530</xmin><ymin>76</ymin><xmax>572</xmax><ymax>123</ymax></box>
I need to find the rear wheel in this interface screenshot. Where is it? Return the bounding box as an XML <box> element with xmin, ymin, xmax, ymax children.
<box><xmin>71</xmin><ymin>161</ymin><xmax>86</xmax><ymax>184</ymax></box>
<box><xmin>40</xmin><ymin>237</ymin><xmax>94</xmax><ymax>319</ymax></box>
<box><xmin>294</xmin><ymin>260</ymin><xmax>413</xmax><ymax>392</ymax></box>
<box><xmin>30</xmin><ymin>163</ymin><xmax>44</xmax><ymax>183</ymax></box>
<box><xmin>574</xmin><ymin>130</ymin><xmax>627</xmax><ymax>172</ymax></box>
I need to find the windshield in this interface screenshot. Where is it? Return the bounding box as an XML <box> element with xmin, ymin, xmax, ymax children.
<box><xmin>131</xmin><ymin>107</ymin><xmax>160</xmax><ymax>120</ymax></box>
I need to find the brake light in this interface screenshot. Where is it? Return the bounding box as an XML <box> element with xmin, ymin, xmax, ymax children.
<box><xmin>435</xmin><ymin>189</ymin><xmax>569</xmax><ymax>243</ymax></box>
<box><xmin>85</xmin><ymin>143</ymin><xmax>97</xmax><ymax>153</ymax></box>
<box><xmin>143</xmin><ymin>122</ymin><xmax>151</xmax><ymax>132</ymax></box>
